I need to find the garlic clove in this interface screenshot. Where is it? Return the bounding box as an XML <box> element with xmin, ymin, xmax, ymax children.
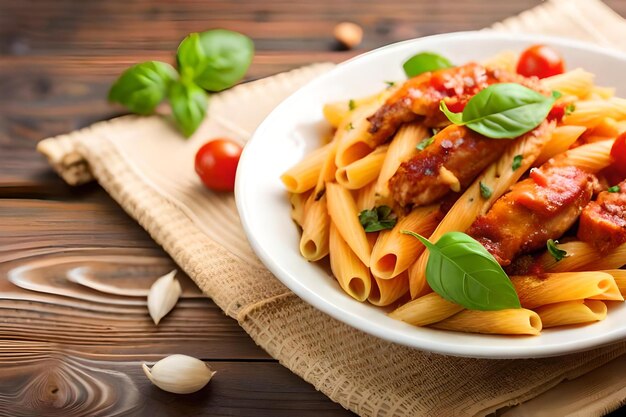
<box><xmin>142</xmin><ymin>354</ymin><xmax>216</xmax><ymax>394</ymax></box>
<box><xmin>147</xmin><ymin>269</ymin><xmax>182</xmax><ymax>325</ymax></box>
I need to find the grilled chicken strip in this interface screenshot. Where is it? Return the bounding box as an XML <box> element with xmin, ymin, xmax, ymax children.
<box><xmin>367</xmin><ymin>63</ymin><xmax>546</xmax><ymax>146</ymax></box>
<box><xmin>467</xmin><ymin>161</ymin><xmax>596</xmax><ymax>266</ymax></box>
<box><xmin>388</xmin><ymin>124</ymin><xmax>510</xmax><ymax>208</ymax></box>
<box><xmin>578</xmin><ymin>181</ymin><xmax>626</xmax><ymax>252</ymax></box>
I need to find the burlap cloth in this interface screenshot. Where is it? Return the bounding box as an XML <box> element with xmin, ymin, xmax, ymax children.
<box><xmin>37</xmin><ymin>0</ymin><xmax>626</xmax><ymax>415</ymax></box>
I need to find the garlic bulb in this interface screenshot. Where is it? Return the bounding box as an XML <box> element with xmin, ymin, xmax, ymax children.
<box><xmin>147</xmin><ymin>270</ymin><xmax>182</xmax><ymax>325</ymax></box>
<box><xmin>143</xmin><ymin>354</ymin><xmax>215</xmax><ymax>394</ymax></box>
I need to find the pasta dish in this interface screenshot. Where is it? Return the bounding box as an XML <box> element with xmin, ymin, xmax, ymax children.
<box><xmin>280</xmin><ymin>45</ymin><xmax>626</xmax><ymax>336</ymax></box>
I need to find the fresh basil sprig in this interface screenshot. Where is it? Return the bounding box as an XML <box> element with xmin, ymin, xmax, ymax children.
<box><xmin>402</xmin><ymin>231</ymin><xmax>521</xmax><ymax>310</ymax></box>
<box><xmin>359</xmin><ymin>206</ymin><xmax>397</xmax><ymax>232</ymax></box>
<box><xmin>403</xmin><ymin>52</ymin><xmax>453</xmax><ymax>78</ymax></box>
<box><xmin>440</xmin><ymin>83</ymin><xmax>559</xmax><ymax>139</ymax></box>
<box><xmin>108</xmin><ymin>29</ymin><xmax>254</xmax><ymax>137</ymax></box>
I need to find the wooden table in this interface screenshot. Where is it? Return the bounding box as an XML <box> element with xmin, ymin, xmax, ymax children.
<box><xmin>1</xmin><ymin>1</ymin><xmax>625</xmax><ymax>415</ymax></box>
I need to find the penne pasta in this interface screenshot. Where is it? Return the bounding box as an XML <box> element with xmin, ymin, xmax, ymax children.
<box><xmin>535</xmin><ymin>299</ymin><xmax>607</xmax><ymax>328</ymax></box>
<box><xmin>336</xmin><ymin>145</ymin><xmax>388</xmax><ymax>189</ymax></box>
<box><xmin>299</xmin><ymin>194</ymin><xmax>330</xmax><ymax>261</ymax></box>
<box><xmin>563</xmin><ymin>97</ymin><xmax>626</xmax><ymax>128</ymax></box>
<box><xmin>313</xmin><ymin>139</ymin><xmax>339</xmax><ymax>199</ymax></box>
<box><xmin>540</xmin><ymin>241</ymin><xmax>626</xmax><ymax>272</ymax></box>
<box><xmin>588</xmin><ymin>86</ymin><xmax>615</xmax><ymax>100</ymax></box>
<box><xmin>370</xmin><ymin>205</ymin><xmax>440</xmax><ymax>279</ymax></box>
<box><xmin>603</xmin><ymin>270</ymin><xmax>626</xmax><ymax>296</ymax></box>
<box><xmin>511</xmin><ymin>272</ymin><xmax>623</xmax><ymax>309</ymax></box>
<box><xmin>355</xmin><ymin>181</ymin><xmax>378</xmax><ymax>212</ymax></box>
<box><xmin>542</xmin><ymin>68</ymin><xmax>594</xmax><ymax>98</ymax></box>
<box><xmin>322</xmin><ymin>93</ymin><xmax>380</xmax><ymax>128</ymax></box>
<box><xmin>433</xmin><ymin>309</ymin><xmax>542</xmax><ymax>335</ymax></box>
<box><xmin>388</xmin><ymin>292</ymin><xmax>463</xmax><ymax>326</ymax></box>
<box><xmin>559</xmin><ymin>139</ymin><xmax>615</xmax><ymax>172</ymax></box>
<box><xmin>329</xmin><ymin>222</ymin><xmax>372</xmax><ymax>301</ymax></box>
<box><xmin>326</xmin><ymin>182</ymin><xmax>371</xmax><ymax>266</ymax></box>
<box><xmin>481</xmin><ymin>50</ymin><xmax>518</xmax><ymax>72</ymax></box>
<box><xmin>289</xmin><ymin>190</ymin><xmax>312</xmax><ymax>227</ymax></box>
<box><xmin>409</xmin><ymin>121</ymin><xmax>556</xmax><ymax>298</ymax></box>
<box><xmin>368</xmin><ymin>271</ymin><xmax>409</xmax><ymax>306</ymax></box>
<box><xmin>534</xmin><ymin>125</ymin><xmax>586</xmax><ymax>166</ymax></box>
<box><xmin>281</xmin><ymin>142</ymin><xmax>333</xmax><ymax>193</ymax></box>
<box><xmin>375</xmin><ymin>122</ymin><xmax>429</xmax><ymax>202</ymax></box>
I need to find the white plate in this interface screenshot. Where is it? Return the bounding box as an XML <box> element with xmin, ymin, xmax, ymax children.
<box><xmin>235</xmin><ymin>31</ymin><xmax>626</xmax><ymax>358</ymax></box>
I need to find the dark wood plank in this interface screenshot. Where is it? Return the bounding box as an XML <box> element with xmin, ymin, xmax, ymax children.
<box><xmin>0</xmin><ymin>346</ymin><xmax>350</xmax><ymax>416</ymax></box>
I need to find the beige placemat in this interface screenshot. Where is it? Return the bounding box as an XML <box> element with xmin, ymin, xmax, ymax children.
<box><xmin>37</xmin><ymin>0</ymin><xmax>626</xmax><ymax>416</ymax></box>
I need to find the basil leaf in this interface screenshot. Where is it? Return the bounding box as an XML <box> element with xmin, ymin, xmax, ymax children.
<box><xmin>608</xmin><ymin>185</ymin><xmax>620</xmax><ymax>193</ymax></box>
<box><xmin>546</xmin><ymin>239</ymin><xmax>567</xmax><ymax>261</ymax></box>
<box><xmin>401</xmin><ymin>231</ymin><xmax>521</xmax><ymax>310</ymax></box>
<box><xmin>512</xmin><ymin>154</ymin><xmax>523</xmax><ymax>171</ymax></box>
<box><xmin>359</xmin><ymin>206</ymin><xmax>397</xmax><ymax>232</ymax></box>
<box><xmin>348</xmin><ymin>99</ymin><xmax>356</xmax><ymax>111</ymax></box>
<box><xmin>403</xmin><ymin>52</ymin><xmax>453</xmax><ymax>78</ymax></box>
<box><xmin>440</xmin><ymin>83</ymin><xmax>558</xmax><ymax>139</ymax></box>
<box><xmin>108</xmin><ymin>61</ymin><xmax>177</xmax><ymax>115</ymax></box>
<box><xmin>177</xmin><ymin>29</ymin><xmax>254</xmax><ymax>92</ymax></box>
<box><xmin>416</xmin><ymin>136</ymin><xmax>435</xmax><ymax>151</ymax></box>
<box><xmin>168</xmin><ymin>80</ymin><xmax>209</xmax><ymax>137</ymax></box>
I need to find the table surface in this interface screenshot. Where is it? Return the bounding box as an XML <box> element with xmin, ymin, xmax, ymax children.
<box><xmin>2</xmin><ymin>1</ymin><xmax>626</xmax><ymax>416</ymax></box>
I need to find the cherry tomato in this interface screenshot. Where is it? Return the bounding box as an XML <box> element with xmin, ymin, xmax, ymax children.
<box><xmin>609</xmin><ymin>132</ymin><xmax>626</xmax><ymax>177</ymax></box>
<box><xmin>194</xmin><ymin>138</ymin><xmax>243</xmax><ymax>192</ymax></box>
<box><xmin>516</xmin><ymin>45</ymin><xmax>565</xmax><ymax>79</ymax></box>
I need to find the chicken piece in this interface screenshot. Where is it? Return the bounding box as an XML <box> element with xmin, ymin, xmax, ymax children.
<box><xmin>388</xmin><ymin>124</ymin><xmax>510</xmax><ymax>208</ymax></box>
<box><xmin>467</xmin><ymin>162</ymin><xmax>596</xmax><ymax>266</ymax></box>
<box><xmin>578</xmin><ymin>181</ymin><xmax>626</xmax><ymax>252</ymax></box>
<box><xmin>367</xmin><ymin>63</ymin><xmax>546</xmax><ymax>146</ymax></box>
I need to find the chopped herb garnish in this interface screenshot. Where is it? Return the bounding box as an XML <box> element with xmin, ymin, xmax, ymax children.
<box><xmin>346</xmin><ymin>122</ymin><xmax>354</xmax><ymax>131</ymax></box>
<box><xmin>565</xmin><ymin>104</ymin><xmax>576</xmax><ymax>116</ymax></box>
<box><xmin>385</xmin><ymin>81</ymin><xmax>396</xmax><ymax>88</ymax></box>
<box><xmin>479</xmin><ymin>181</ymin><xmax>492</xmax><ymax>199</ymax></box>
<box><xmin>512</xmin><ymin>154</ymin><xmax>523</xmax><ymax>171</ymax></box>
<box><xmin>359</xmin><ymin>205</ymin><xmax>397</xmax><ymax>232</ymax></box>
<box><xmin>547</xmin><ymin>239</ymin><xmax>567</xmax><ymax>261</ymax></box>
<box><xmin>416</xmin><ymin>136</ymin><xmax>435</xmax><ymax>151</ymax></box>
<box><xmin>608</xmin><ymin>185</ymin><xmax>620</xmax><ymax>193</ymax></box>
<box><xmin>348</xmin><ymin>99</ymin><xmax>356</xmax><ymax>111</ymax></box>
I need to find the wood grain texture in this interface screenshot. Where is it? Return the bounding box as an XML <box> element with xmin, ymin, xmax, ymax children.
<box><xmin>1</xmin><ymin>0</ymin><xmax>625</xmax><ymax>415</ymax></box>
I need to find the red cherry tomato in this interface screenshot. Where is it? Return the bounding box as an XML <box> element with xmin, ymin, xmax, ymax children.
<box><xmin>516</xmin><ymin>45</ymin><xmax>565</xmax><ymax>79</ymax></box>
<box><xmin>194</xmin><ymin>138</ymin><xmax>243</xmax><ymax>192</ymax></box>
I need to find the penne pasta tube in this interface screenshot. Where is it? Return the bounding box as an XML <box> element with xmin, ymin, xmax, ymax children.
<box><xmin>313</xmin><ymin>139</ymin><xmax>339</xmax><ymax>199</ymax></box>
<box><xmin>326</xmin><ymin>182</ymin><xmax>371</xmax><ymax>266</ymax></box>
<box><xmin>368</xmin><ymin>271</ymin><xmax>409</xmax><ymax>307</ymax></box>
<box><xmin>329</xmin><ymin>222</ymin><xmax>372</xmax><ymax>301</ymax></box>
<box><xmin>541</xmin><ymin>68</ymin><xmax>594</xmax><ymax>98</ymax></box>
<box><xmin>588</xmin><ymin>86</ymin><xmax>615</xmax><ymax>100</ymax></box>
<box><xmin>432</xmin><ymin>309</ymin><xmax>542</xmax><ymax>336</ymax></box>
<box><xmin>409</xmin><ymin>121</ymin><xmax>556</xmax><ymax>298</ymax></box>
<box><xmin>563</xmin><ymin>98</ymin><xmax>626</xmax><ymax>128</ymax></box>
<box><xmin>375</xmin><ymin>122</ymin><xmax>429</xmax><ymax>201</ymax></box>
<box><xmin>299</xmin><ymin>194</ymin><xmax>330</xmax><ymax>261</ymax></box>
<box><xmin>603</xmin><ymin>270</ymin><xmax>626</xmax><ymax>296</ymax></box>
<box><xmin>558</xmin><ymin>139</ymin><xmax>615</xmax><ymax>172</ymax></box>
<box><xmin>534</xmin><ymin>299</ymin><xmax>607</xmax><ymax>328</ymax></box>
<box><xmin>335</xmin><ymin>91</ymin><xmax>395</xmax><ymax>168</ymax></box>
<box><xmin>511</xmin><ymin>272</ymin><xmax>623</xmax><ymax>309</ymax></box>
<box><xmin>355</xmin><ymin>181</ymin><xmax>377</xmax><ymax>212</ymax></box>
<box><xmin>388</xmin><ymin>292</ymin><xmax>463</xmax><ymax>326</ymax></box>
<box><xmin>590</xmin><ymin>117</ymin><xmax>620</xmax><ymax>138</ymax></box>
<box><xmin>322</xmin><ymin>93</ymin><xmax>380</xmax><ymax>128</ymax></box>
<box><xmin>288</xmin><ymin>190</ymin><xmax>312</xmax><ymax>227</ymax></box>
<box><xmin>336</xmin><ymin>145</ymin><xmax>388</xmax><ymax>189</ymax></box>
<box><xmin>281</xmin><ymin>142</ymin><xmax>333</xmax><ymax>193</ymax></box>
<box><xmin>540</xmin><ymin>241</ymin><xmax>626</xmax><ymax>272</ymax></box>
<box><xmin>534</xmin><ymin>125</ymin><xmax>586</xmax><ymax>166</ymax></box>
<box><xmin>370</xmin><ymin>205</ymin><xmax>440</xmax><ymax>279</ymax></box>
